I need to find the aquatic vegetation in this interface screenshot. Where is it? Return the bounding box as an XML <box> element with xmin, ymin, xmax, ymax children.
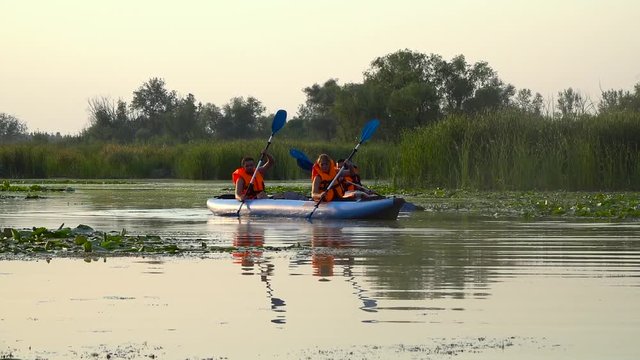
<box><xmin>0</xmin><ymin>224</ymin><xmax>300</xmax><ymax>257</ymax></box>
<box><xmin>1</xmin><ymin>179</ymin><xmax>73</xmax><ymax>193</ymax></box>
<box><xmin>403</xmin><ymin>189</ymin><xmax>640</xmax><ymax>219</ymax></box>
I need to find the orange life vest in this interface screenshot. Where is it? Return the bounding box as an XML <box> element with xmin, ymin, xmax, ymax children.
<box><xmin>232</xmin><ymin>167</ymin><xmax>265</xmax><ymax>199</ymax></box>
<box><xmin>312</xmin><ymin>160</ymin><xmax>344</xmax><ymax>202</ymax></box>
<box><xmin>338</xmin><ymin>166</ymin><xmax>361</xmax><ymax>192</ymax></box>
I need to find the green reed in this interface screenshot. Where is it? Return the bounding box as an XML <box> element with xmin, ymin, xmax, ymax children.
<box><xmin>2</xmin><ymin>110</ymin><xmax>638</xmax><ymax>190</ymax></box>
<box><xmin>0</xmin><ymin>140</ymin><xmax>395</xmax><ymax>182</ymax></box>
<box><xmin>397</xmin><ymin>110</ymin><xmax>640</xmax><ymax>190</ymax></box>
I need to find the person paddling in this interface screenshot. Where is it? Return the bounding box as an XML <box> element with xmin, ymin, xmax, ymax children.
<box><xmin>336</xmin><ymin>158</ymin><xmax>376</xmax><ymax>199</ymax></box>
<box><xmin>233</xmin><ymin>153</ymin><xmax>274</xmax><ymax>201</ymax></box>
<box><xmin>336</xmin><ymin>159</ymin><xmax>364</xmax><ymax>192</ymax></box>
<box><xmin>311</xmin><ymin>154</ymin><xmax>346</xmax><ymax>202</ymax></box>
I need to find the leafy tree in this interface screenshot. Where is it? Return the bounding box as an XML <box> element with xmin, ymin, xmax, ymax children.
<box><xmin>334</xmin><ymin>82</ymin><xmax>387</xmax><ymax>140</ymax></box>
<box><xmin>514</xmin><ymin>88</ymin><xmax>544</xmax><ymax>115</ymax></box>
<box><xmin>167</xmin><ymin>93</ymin><xmax>199</xmax><ymax>142</ymax></box>
<box><xmin>297</xmin><ymin>79</ymin><xmax>341</xmax><ymax>141</ymax></box>
<box><xmin>433</xmin><ymin>54</ymin><xmax>514</xmax><ymax>114</ymax></box>
<box><xmin>599</xmin><ymin>83</ymin><xmax>640</xmax><ymax>113</ymax></box>
<box><xmin>0</xmin><ymin>113</ymin><xmax>28</xmax><ymax>143</ymax></box>
<box><xmin>556</xmin><ymin>88</ymin><xmax>594</xmax><ymax>118</ymax></box>
<box><xmin>211</xmin><ymin>97</ymin><xmax>265</xmax><ymax>139</ymax></box>
<box><xmin>197</xmin><ymin>102</ymin><xmax>223</xmax><ymax>137</ymax></box>
<box><xmin>359</xmin><ymin>49</ymin><xmax>442</xmax><ymax>140</ymax></box>
<box><xmin>131</xmin><ymin>77</ymin><xmax>178</xmax><ymax>139</ymax></box>
<box><xmin>84</xmin><ymin>97</ymin><xmax>135</xmax><ymax>142</ymax></box>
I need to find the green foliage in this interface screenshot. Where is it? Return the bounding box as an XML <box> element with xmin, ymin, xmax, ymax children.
<box><xmin>397</xmin><ymin>110</ymin><xmax>640</xmax><ymax>190</ymax></box>
<box><xmin>0</xmin><ymin>112</ymin><xmax>28</xmax><ymax>143</ymax></box>
<box><xmin>0</xmin><ymin>224</ymin><xmax>298</xmax><ymax>256</ymax></box>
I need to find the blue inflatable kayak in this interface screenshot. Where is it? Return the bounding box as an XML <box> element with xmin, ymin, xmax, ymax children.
<box><xmin>207</xmin><ymin>196</ymin><xmax>405</xmax><ymax>220</ymax></box>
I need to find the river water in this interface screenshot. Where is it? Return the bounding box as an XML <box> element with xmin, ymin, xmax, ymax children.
<box><xmin>1</xmin><ymin>181</ymin><xmax>639</xmax><ymax>359</ymax></box>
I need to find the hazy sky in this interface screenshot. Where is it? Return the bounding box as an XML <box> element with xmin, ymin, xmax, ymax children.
<box><xmin>1</xmin><ymin>0</ymin><xmax>639</xmax><ymax>134</ymax></box>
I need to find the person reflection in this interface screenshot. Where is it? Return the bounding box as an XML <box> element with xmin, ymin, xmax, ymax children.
<box><xmin>311</xmin><ymin>224</ymin><xmax>378</xmax><ymax>313</ymax></box>
<box><xmin>232</xmin><ymin>223</ymin><xmax>286</xmax><ymax>324</ymax></box>
<box><xmin>311</xmin><ymin>224</ymin><xmax>349</xmax><ymax>278</ymax></box>
<box><xmin>232</xmin><ymin>223</ymin><xmax>264</xmax><ymax>267</ymax></box>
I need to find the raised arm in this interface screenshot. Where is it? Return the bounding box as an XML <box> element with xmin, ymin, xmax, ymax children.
<box><xmin>258</xmin><ymin>152</ymin><xmax>274</xmax><ymax>174</ymax></box>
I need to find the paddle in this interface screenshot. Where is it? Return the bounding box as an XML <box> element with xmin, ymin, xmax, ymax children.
<box><xmin>289</xmin><ymin>148</ymin><xmax>383</xmax><ymax>197</ymax></box>
<box><xmin>307</xmin><ymin>119</ymin><xmax>380</xmax><ymax>220</ymax></box>
<box><xmin>237</xmin><ymin>109</ymin><xmax>287</xmax><ymax>216</ymax></box>
<box><xmin>289</xmin><ymin>148</ymin><xmax>313</xmax><ymax>172</ymax></box>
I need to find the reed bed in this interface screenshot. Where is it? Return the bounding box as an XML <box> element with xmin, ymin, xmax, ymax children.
<box><xmin>397</xmin><ymin>110</ymin><xmax>640</xmax><ymax>190</ymax></box>
<box><xmin>1</xmin><ymin>110</ymin><xmax>639</xmax><ymax>191</ymax></box>
<box><xmin>0</xmin><ymin>140</ymin><xmax>395</xmax><ymax>182</ymax></box>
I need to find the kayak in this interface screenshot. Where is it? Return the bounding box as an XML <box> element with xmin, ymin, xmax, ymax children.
<box><xmin>207</xmin><ymin>196</ymin><xmax>406</xmax><ymax>220</ymax></box>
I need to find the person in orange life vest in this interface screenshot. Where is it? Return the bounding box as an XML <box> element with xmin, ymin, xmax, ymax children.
<box><xmin>311</xmin><ymin>154</ymin><xmax>346</xmax><ymax>202</ymax></box>
<box><xmin>233</xmin><ymin>153</ymin><xmax>274</xmax><ymax>201</ymax></box>
<box><xmin>336</xmin><ymin>158</ymin><xmax>374</xmax><ymax>199</ymax></box>
<box><xmin>336</xmin><ymin>158</ymin><xmax>362</xmax><ymax>192</ymax></box>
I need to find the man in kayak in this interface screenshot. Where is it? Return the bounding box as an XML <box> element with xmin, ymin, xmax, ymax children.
<box><xmin>233</xmin><ymin>153</ymin><xmax>274</xmax><ymax>201</ymax></box>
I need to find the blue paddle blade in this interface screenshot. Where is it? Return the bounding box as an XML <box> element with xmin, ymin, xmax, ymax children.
<box><xmin>360</xmin><ymin>119</ymin><xmax>380</xmax><ymax>143</ymax></box>
<box><xmin>271</xmin><ymin>109</ymin><xmax>287</xmax><ymax>134</ymax></box>
<box><xmin>289</xmin><ymin>148</ymin><xmax>313</xmax><ymax>171</ymax></box>
<box><xmin>296</xmin><ymin>158</ymin><xmax>313</xmax><ymax>172</ymax></box>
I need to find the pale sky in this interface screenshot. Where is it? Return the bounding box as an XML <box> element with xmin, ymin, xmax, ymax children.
<box><xmin>1</xmin><ymin>0</ymin><xmax>639</xmax><ymax>135</ymax></box>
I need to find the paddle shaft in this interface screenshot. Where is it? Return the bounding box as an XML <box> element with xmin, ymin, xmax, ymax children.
<box><xmin>237</xmin><ymin>134</ymin><xmax>273</xmax><ymax>215</ymax></box>
<box><xmin>345</xmin><ymin>180</ymin><xmax>382</xmax><ymax>196</ymax></box>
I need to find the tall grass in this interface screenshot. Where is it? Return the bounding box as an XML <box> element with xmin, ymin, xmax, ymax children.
<box><xmin>0</xmin><ymin>140</ymin><xmax>396</xmax><ymax>183</ymax></box>
<box><xmin>2</xmin><ymin>110</ymin><xmax>639</xmax><ymax>191</ymax></box>
<box><xmin>397</xmin><ymin>110</ymin><xmax>640</xmax><ymax>190</ymax></box>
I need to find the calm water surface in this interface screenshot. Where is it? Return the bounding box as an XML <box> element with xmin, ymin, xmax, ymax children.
<box><xmin>1</xmin><ymin>181</ymin><xmax>639</xmax><ymax>359</ymax></box>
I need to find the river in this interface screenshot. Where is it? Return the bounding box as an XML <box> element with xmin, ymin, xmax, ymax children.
<box><xmin>1</xmin><ymin>181</ymin><xmax>639</xmax><ymax>359</ymax></box>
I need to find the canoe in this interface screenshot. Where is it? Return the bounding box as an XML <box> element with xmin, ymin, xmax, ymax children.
<box><xmin>207</xmin><ymin>196</ymin><xmax>406</xmax><ymax>220</ymax></box>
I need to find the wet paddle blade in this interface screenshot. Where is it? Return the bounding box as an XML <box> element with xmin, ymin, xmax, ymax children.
<box><xmin>271</xmin><ymin>109</ymin><xmax>287</xmax><ymax>134</ymax></box>
<box><xmin>360</xmin><ymin>119</ymin><xmax>380</xmax><ymax>143</ymax></box>
<box><xmin>289</xmin><ymin>148</ymin><xmax>313</xmax><ymax>171</ymax></box>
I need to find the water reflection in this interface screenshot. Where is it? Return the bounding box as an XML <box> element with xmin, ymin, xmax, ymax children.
<box><xmin>233</xmin><ymin>222</ymin><xmax>286</xmax><ymax>325</ymax></box>
<box><xmin>310</xmin><ymin>224</ymin><xmax>379</xmax><ymax>313</ymax></box>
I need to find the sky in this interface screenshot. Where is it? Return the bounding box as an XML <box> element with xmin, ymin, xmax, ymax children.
<box><xmin>1</xmin><ymin>0</ymin><xmax>639</xmax><ymax>135</ymax></box>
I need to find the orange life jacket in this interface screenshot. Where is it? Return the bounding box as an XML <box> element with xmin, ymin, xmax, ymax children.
<box><xmin>338</xmin><ymin>166</ymin><xmax>361</xmax><ymax>192</ymax></box>
<box><xmin>312</xmin><ymin>160</ymin><xmax>344</xmax><ymax>202</ymax></box>
<box><xmin>232</xmin><ymin>167</ymin><xmax>265</xmax><ymax>199</ymax></box>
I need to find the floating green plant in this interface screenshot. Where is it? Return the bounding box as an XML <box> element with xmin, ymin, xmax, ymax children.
<box><xmin>0</xmin><ymin>224</ymin><xmax>301</xmax><ymax>257</ymax></box>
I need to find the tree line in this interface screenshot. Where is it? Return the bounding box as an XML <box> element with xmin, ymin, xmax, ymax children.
<box><xmin>2</xmin><ymin>49</ymin><xmax>640</xmax><ymax>144</ymax></box>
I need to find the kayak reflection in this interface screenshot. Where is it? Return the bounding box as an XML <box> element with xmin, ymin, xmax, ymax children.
<box><xmin>232</xmin><ymin>223</ymin><xmax>286</xmax><ymax>325</ymax></box>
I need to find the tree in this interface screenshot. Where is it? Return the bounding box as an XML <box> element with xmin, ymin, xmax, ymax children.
<box><xmin>131</xmin><ymin>77</ymin><xmax>178</xmax><ymax>139</ymax></box>
<box><xmin>433</xmin><ymin>55</ymin><xmax>514</xmax><ymax>114</ymax></box>
<box><xmin>599</xmin><ymin>82</ymin><xmax>640</xmax><ymax>114</ymax></box>
<box><xmin>84</xmin><ymin>97</ymin><xmax>135</xmax><ymax>142</ymax></box>
<box><xmin>359</xmin><ymin>49</ymin><xmax>442</xmax><ymax>140</ymax></box>
<box><xmin>197</xmin><ymin>102</ymin><xmax>223</xmax><ymax>137</ymax></box>
<box><xmin>211</xmin><ymin>97</ymin><xmax>265</xmax><ymax>139</ymax></box>
<box><xmin>167</xmin><ymin>93</ymin><xmax>199</xmax><ymax>142</ymax></box>
<box><xmin>297</xmin><ymin>79</ymin><xmax>341</xmax><ymax>141</ymax></box>
<box><xmin>556</xmin><ymin>88</ymin><xmax>594</xmax><ymax>118</ymax></box>
<box><xmin>514</xmin><ymin>88</ymin><xmax>544</xmax><ymax>115</ymax></box>
<box><xmin>0</xmin><ymin>113</ymin><xmax>28</xmax><ymax>143</ymax></box>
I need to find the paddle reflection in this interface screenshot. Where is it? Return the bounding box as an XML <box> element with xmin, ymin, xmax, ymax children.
<box><xmin>233</xmin><ymin>223</ymin><xmax>286</xmax><ymax>325</ymax></box>
<box><xmin>311</xmin><ymin>224</ymin><xmax>378</xmax><ymax>313</ymax></box>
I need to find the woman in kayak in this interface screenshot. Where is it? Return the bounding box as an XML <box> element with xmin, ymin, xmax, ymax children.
<box><xmin>233</xmin><ymin>153</ymin><xmax>274</xmax><ymax>201</ymax></box>
<box><xmin>311</xmin><ymin>154</ymin><xmax>345</xmax><ymax>202</ymax></box>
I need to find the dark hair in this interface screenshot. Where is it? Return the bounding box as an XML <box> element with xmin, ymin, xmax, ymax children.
<box><xmin>241</xmin><ymin>156</ymin><xmax>255</xmax><ymax>166</ymax></box>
